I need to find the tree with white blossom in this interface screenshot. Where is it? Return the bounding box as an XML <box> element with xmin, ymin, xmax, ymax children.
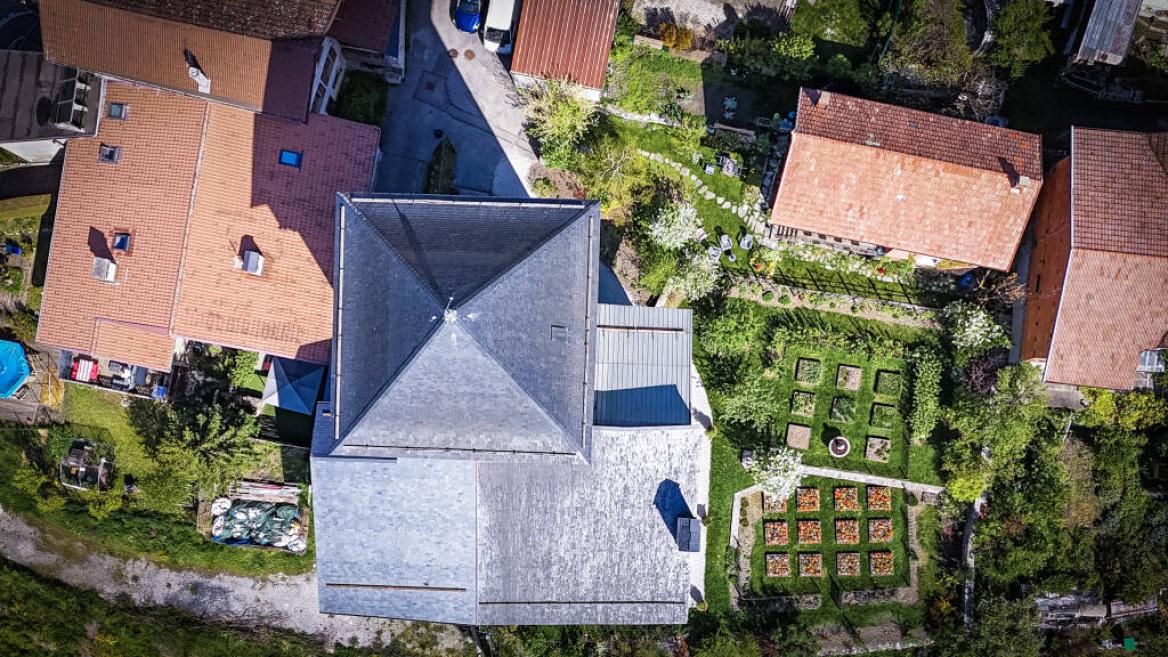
<box><xmin>669</xmin><ymin>253</ymin><xmax>720</xmax><ymax>300</ymax></box>
<box><xmin>746</xmin><ymin>447</ymin><xmax>804</xmax><ymax>500</ymax></box>
<box><xmin>648</xmin><ymin>202</ymin><xmax>701</xmax><ymax>250</ymax></box>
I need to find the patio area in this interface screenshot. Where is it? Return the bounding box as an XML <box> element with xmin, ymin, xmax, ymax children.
<box><xmin>57</xmin><ymin>350</ymin><xmax>170</xmax><ymax>399</ymax></box>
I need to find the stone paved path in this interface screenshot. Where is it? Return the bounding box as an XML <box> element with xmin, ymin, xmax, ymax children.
<box><xmin>0</xmin><ymin>503</ymin><xmax>468</xmax><ymax>650</ymax></box>
<box><xmin>798</xmin><ymin>465</ymin><xmax>945</xmax><ymax>496</ymax></box>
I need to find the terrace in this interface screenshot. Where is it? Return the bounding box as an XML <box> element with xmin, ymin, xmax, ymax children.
<box><xmin>56</xmin><ymin>351</ymin><xmax>170</xmax><ymax>399</ymax></box>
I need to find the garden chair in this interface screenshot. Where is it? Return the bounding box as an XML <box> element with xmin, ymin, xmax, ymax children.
<box><xmin>739</xmin><ymin>234</ymin><xmax>754</xmax><ymax>251</ymax></box>
<box><xmin>718</xmin><ymin>234</ymin><xmax>732</xmax><ymax>252</ymax></box>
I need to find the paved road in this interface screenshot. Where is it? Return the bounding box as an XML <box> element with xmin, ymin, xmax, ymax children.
<box><xmin>375</xmin><ymin>0</ymin><xmax>536</xmax><ymax>195</ymax></box>
<box><xmin>0</xmin><ymin>502</ymin><xmax>468</xmax><ymax>649</ymax></box>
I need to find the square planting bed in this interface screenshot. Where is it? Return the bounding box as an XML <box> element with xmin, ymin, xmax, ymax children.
<box><xmin>795</xmin><ymin>358</ymin><xmax>822</xmax><ymax>385</ymax></box>
<box><xmin>865</xmin><ymin>436</ymin><xmax>892</xmax><ymax>463</ymax></box>
<box><xmin>834</xmin><ymin>518</ymin><xmax>860</xmax><ymax>544</ymax></box>
<box><xmin>797</xmin><ymin>519</ymin><xmax>823</xmax><ymax>544</ymax></box>
<box><xmin>796</xmin><ymin>487</ymin><xmax>820</xmax><ymax>512</ymax></box>
<box><xmin>836</xmin><ymin>552</ymin><xmax>861</xmax><ymax>577</ymax></box>
<box><xmin>766</xmin><ymin>552</ymin><xmax>790</xmax><ymax>577</ymax></box>
<box><xmin>867</xmin><ymin>486</ymin><xmax>893</xmax><ymax>511</ymax></box>
<box><xmin>875</xmin><ymin>370</ymin><xmax>902</xmax><ymax>397</ymax></box>
<box><xmin>833</xmin><ymin>486</ymin><xmax>860</xmax><ymax>512</ymax></box>
<box><xmin>837</xmin><ymin>364</ymin><xmax>863</xmax><ymax>391</ymax></box>
<box><xmin>786</xmin><ymin>423</ymin><xmax>811</xmax><ymax>450</ymax></box>
<box><xmin>868</xmin><ymin>518</ymin><xmax>894</xmax><ymax>543</ymax></box>
<box><xmin>830</xmin><ymin>396</ymin><xmax>856</xmax><ymax>423</ymax></box>
<box><xmin>869</xmin><ymin>550</ymin><xmax>895</xmax><ymax>576</ymax></box>
<box><xmin>791</xmin><ymin>391</ymin><xmax>817</xmax><ymax>417</ymax></box>
<box><xmin>870</xmin><ymin>404</ymin><xmax>899</xmax><ymax>429</ymax></box>
<box><xmin>798</xmin><ymin>552</ymin><xmax>824</xmax><ymax>577</ymax></box>
<box><xmin>764</xmin><ymin>521</ymin><xmax>789</xmax><ymax>546</ymax></box>
<box><xmin>763</xmin><ymin>493</ymin><xmax>787</xmax><ymax>514</ymax></box>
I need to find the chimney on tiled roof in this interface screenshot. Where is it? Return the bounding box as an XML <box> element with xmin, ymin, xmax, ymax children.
<box><xmin>184</xmin><ymin>49</ymin><xmax>211</xmax><ymax>93</ymax></box>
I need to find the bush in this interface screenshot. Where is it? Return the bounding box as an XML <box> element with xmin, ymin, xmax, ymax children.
<box><xmin>720</xmin><ymin>374</ymin><xmax>784</xmax><ymax>431</ymax></box>
<box><xmin>909</xmin><ymin>347</ymin><xmax>941</xmax><ymax>444</ymax></box>
<box><xmin>228</xmin><ymin>350</ymin><xmax>260</xmax><ymax>390</ymax></box>
<box><xmin>331</xmin><ymin>71</ymin><xmax>388</xmax><ymax>125</ymax></box>
<box><xmin>657</xmin><ymin>22</ymin><xmax>694</xmax><ymax>50</ymax></box>
<box><xmin>989</xmin><ymin>0</ymin><xmax>1053</xmax><ymax>78</ymax></box>
<box><xmin>520</xmin><ymin>82</ymin><xmax>600</xmax><ymax>166</ymax></box>
<box><xmin>884</xmin><ymin>0</ymin><xmax>975</xmax><ymax>85</ymax></box>
<box><xmin>669</xmin><ymin>253</ymin><xmax>721</xmax><ymax>300</ymax></box>
<box><xmin>1</xmin><ymin>307</ymin><xmax>38</xmax><ymax>345</ymax></box>
<box><xmin>700</xmin><ymin>301</ymin><xmax>769</xmax><ymax>358</ymax></box>
<box><xmin>941</xmin><ymin>301</ymin><xmax>1010</xmax><ymax>365</ymax></box>
<box><xmin>762</xmin><ymin>290</ymin><xmax>775</xmax><ymax>302</ymax></box>
<box><xmin>647</xmin><ymin>202</ymin><xmax>701</xmax><ymax>250</ymax></box>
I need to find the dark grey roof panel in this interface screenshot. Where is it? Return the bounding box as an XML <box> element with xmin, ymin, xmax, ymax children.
<box><xmin>461</xmin><ymin>213</ymin><xmax>597</xmax><ymax>452</ymax></box>
<box><xmin>1077</xmin><ymin>0</ymin><xmax>1141</xmax><ymax>65</ymax></box>
<box><xmin>0</xmin><ymin>50</ymin><xmax>101</xmax><ymax>143</ymax></box>
<box><xmin>342</xmin><ymin>322</ymin><xmax>578</xmax><ymax>454</ymax></box>
<box><xmin>475</xmin><ymin>427</ymin><xmax>707</xmax><ymax>615</ymax></box>
<box><xmin>333</xmin><ymin>200</ymin><xmax>442</xmax><ymax>442</ymax></box>
<box><xmin>594</xmin><ymin>305</ymin><xmax>692</xmax><ymax>427</ymax></box>
<box><xmin>477</xmin><ymin>601</ymin><xmax>688</xmax><ymax>625</ymax></box>
<box><xmin>351</xmin><ymin>196</ymin><xmax>590</xmax><ymax>305</ymax></box>
<box><xmin>311</xmin><ymin>456</ymin><xmax>478</xmax><ymax>624</ymax></box>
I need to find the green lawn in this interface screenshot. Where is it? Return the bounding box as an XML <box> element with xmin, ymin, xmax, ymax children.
<box><xmin>702</xmin><ymin>428</ymin><xmax>754</xmax><ymax>615</ymax></box>
<box><xmin>749</xmin><ymin>477</ymin><xmax>911</xmax><ymax>596</ymax></box>
<box><xmin>62</xmin><ymin>384</ymin><xmax>156</xmax><ymax>480</ymax></box>
<box><xmin>606</xmin><ymin>44</ymin><xmax>705</xmax><ymax>114</ymax></box>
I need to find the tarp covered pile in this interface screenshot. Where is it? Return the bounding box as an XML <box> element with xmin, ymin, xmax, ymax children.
<box><xmin>210</xmin><ymin>499</ymin><xmax>307</xmax><ymax>553</ymax></box>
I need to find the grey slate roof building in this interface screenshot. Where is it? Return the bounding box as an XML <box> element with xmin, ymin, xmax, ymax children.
<box><xmin>311</xmin><ymin>195</ymin><xmax>711</xmax><ymax>625</ymax></box>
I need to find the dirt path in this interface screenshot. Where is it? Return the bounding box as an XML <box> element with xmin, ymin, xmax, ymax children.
<box><xmin>0</xmin><ymin>503</ymin><xmax>468</xmax><ymax>650</ymax></box>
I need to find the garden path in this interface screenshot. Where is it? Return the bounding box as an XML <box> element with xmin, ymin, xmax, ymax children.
<box><xmin>0</xmin><ymin>502</ymin><xmax>466</xmax><ymax>649</ymax></box>
<box><xmin>798</xmin><ymin>465</ymin><xmax>944</xmax><ymax>496</ymax></box>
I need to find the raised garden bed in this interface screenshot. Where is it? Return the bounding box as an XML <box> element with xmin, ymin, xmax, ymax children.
<box><xmin>797</xmin><ymin>519</ymin><xmax>823</xmax><ymax>544</ymax></box>
<box><xmin>834</xmin><ymin>518</ymin><xmax>860</xmax><ymax>544</ymax></box>
<box><xmin>869</xmin><ymin>550</ymin><xmax>895</xmax><ymax>576</ymax></box>
<box><xmin>833</xmin><ymin>487</ymin><xmax>859</xmax><ymax>512</ymax></box>
<box><xmin>830</xmin><ymin>396</ymin><xmax>856</xmax><ymax>423</ymax></box>
<box><xmin>875</xmin><ymin>370</ymin><xmax>902</xmax><ymax>397</ymax></box>
<box><xmin>836</xmin><ymin>364</ymin><xmax>862</xmax><ymax>391</ymax></box>
<box><xmin>764</xmin><ymin>492</ymin><xmax>787</xmax><ymax>514</ymax></box>
<box><xmin>799</xmin><ymin>552</ymin><xmax>824</xmax><ymax>577</ymax></box>
<box><xmin>867</xmin><ymin>486</ymin><xmax>892</xmax><ymax>511</ymax></box>
<box><xmin>865</xmin><ymin>436</ymin><xmax>892</xmax><ymax>463</ymax></box>
<box><xmin>868</xmin><ymin>518</ymin><xmax>894</xmax><ymax>543</ymax></box>
<box><xmin>786</xmin><ymin>423</ymin><xmax>811</xmax><ymax>450</ymax></box>
<box><xmin>766</xmin><ymin>552</ymin><xmax>791</xmax><ymax>577</ymax></box>
<box><xmin>764</xmin><ymin>520</ymin><xmax>789</xmax><ymax>545</ymax></box>
<box><xmin>836</xmin><ymin>552</ymin><xmax>861</xmax><ymax>576</ymax></box>
<box><xmin>795</xmin><ymin>358</ymin><xmax>821</xmax><ymax>385</ymax></box>
<box><xmin>797</xmin><ymin>487</ymin><xmax>820</xmax><ymax>512</ymax></box>
<box><xmin>791</xmin><ymin>391</ymin><xmax>817</xmax><ymax>417</ymax></box>
<box><xmin>870</xmin><ymin>404</ymin><xmax>899</xmax><ymax>429</ymax></box>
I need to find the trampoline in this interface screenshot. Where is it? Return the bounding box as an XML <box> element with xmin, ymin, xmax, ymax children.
<box><xmin>0</xmin><ymin>340</ymin><xmax>30</xmax><ymax>398</ymax></box>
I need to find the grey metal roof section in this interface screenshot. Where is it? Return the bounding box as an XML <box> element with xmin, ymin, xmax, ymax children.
<box><xmin>594</xmin><ymin>305</ymin><xmax>692</xmax><ymax>427</ymax></box>
<box><xmin>1077</xmin><ymin>0</ymin><xmax>1141</xmax><ymax>65</ymax></box>
<box><xmin>0</xmin><ymin>50</ymin><xmax>101</xmax><ymax>143</ymax></box>
<box><xmin>312</xmin><ymin>456</ymin><xmax>478</xmax><ymax>624</ymax></box>
<box><xmin>475</xmin><ymin>426</ymin><xmax>707</xmax><ymax>625</ymax></box>
<box><xmin>329</xmin><ymin>195</ymin><xmax>599</xmax><ymax>457</ymax></box>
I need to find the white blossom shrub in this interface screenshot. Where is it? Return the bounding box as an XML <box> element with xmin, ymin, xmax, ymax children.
<box><xmin>746</xmin><ymin>447</ymin><xmax>803</xmax><ymax>501</ymax></box>
<box><xmin>941</xmin><ymin>301</ymin><xmax>1010</xmax><ymax>364</ymax></box>
<box><xmin>669</xmin><ymin>253</ymin><xmax>720</xmax><ymax>300</ymax></box>
<box><xmin>648</xmin><ymin>203</ymin><xmax>702</xmax><ymax>250</ymax></box>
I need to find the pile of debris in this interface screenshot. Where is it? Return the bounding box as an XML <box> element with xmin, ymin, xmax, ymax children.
<box><xmin>210</xmin><ymin>497</ymin><xmax>307</xmax><ymax>553</ymax></box>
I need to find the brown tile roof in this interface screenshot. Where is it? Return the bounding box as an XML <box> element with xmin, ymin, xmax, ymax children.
<box><xmin>37</xmin><ymin>85</ymin><xmax>206</xmax><ymax>371</ymax></box>
<box><xmin>171</xmin><ymin>106</ymin><xmax>378</xmax><ymax>364</ymax></box>
<box><xmin>1046</xmin><ymin>250</ymin><xmax>1168</xmax><ymax>390</ymax></box>
<box><xmin>1070</xmin><ymin>128</ymin><xmax>1168</xmax><ymax>257</ymax></box>
<box><xmin>328</xmin><ymin>0</ymin><xmax>395</xmax><ymax>53</ymax></box>
<box><xmin>37</xmin><ymin>83</ymin><xmax>378</xmax><ymax>370</ymax></box>
<box><xmin>511</xmin><ymin>0</ymin><xmax>619</xmax><ymax>90</ymax></box>
<box><xmin>769</xmin><ymin>89</ymin><xmax>1044</xmax><ymax>271</ymax></box>
<box><xmin>40</xmin><ymin>0</ymin><xmax>316</xmax><ymax>120</ymax></box>
<box><xmin>81</xmin><ymin>0</ymin><xmax>341</xmax><ymax>40</ymax></box>
<box><xmin>1035</xmin><ymin>128</ymin><xmax>1168</xmax><ymax>390</ymax></box>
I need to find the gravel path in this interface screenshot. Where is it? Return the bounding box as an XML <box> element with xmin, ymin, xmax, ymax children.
<box><xmin>0</xmin><ymin>502</ymin><xmax>466</xmax><ymax>649</ymax></box>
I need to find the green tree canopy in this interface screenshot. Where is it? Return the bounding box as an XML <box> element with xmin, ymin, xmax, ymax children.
<box><xmin>988</xmin><ymin>0</ymin><xmax>1054</xmax><ymax>78</ymax></box>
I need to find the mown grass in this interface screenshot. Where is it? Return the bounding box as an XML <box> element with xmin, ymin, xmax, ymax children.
<box><xmin>702</xmin><ymin>428</ymin><xmax>753</xmax><ymax>616</ymax></box>
<box><xmin>606</xmin><ymin>44</ymin><xmax>705</xmax><ymax>114</ymax></box>
<box><xmin>0</xmin><ymin>194</ymin><xmax>50</xmax><ymax>226</ymax></box>
<box><xmin>62</xmin><ymin>384</ymin><xmax>156</xmax><ymax>479</ymax></box>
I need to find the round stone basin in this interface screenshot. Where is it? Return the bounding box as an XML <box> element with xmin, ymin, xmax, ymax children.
<box><xmin>829</xmin><ymin>436</ymin><xmax>851</xmax><ymax>458</ymax></box>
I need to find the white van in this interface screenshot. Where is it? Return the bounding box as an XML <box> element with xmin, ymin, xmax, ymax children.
<box><xmin>483</xmin><ymin>0</ymin><xmax>517</xmax><ymax>54</ymax></box>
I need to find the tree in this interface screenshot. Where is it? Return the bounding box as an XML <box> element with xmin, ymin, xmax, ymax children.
<box><xmin>989</xmin><ymin>0</ymin><xmax>1053</xmax><ymax>78</ymax></box>
<box><xmin>746</xmin><ymin>447</ymin><xmax>804</xmax><ymax>501</ymax></box>
<box><xmin>946</xmin><ymin>594</ymin><xmax>1043</xmax><ymax>657</ymax></box>
<box><xmin>648</xmin><ymin>203</ymin><xmax>702</xmax><ymax>250</ymax></box>
<box><xmin>771</xmin><ymin>33</ymin><xmax>816</xmax><ymax>80</ymax></box>
<box><xmin>669</xmin><ymin>253</ymin><xmax>721</xmax><ymax>300</ymax></box>
<box><xmin>884</xmin><ymin>0</ymin><xmax>975</xmax><ymax>85</ymax></box>
<box><xmin>519</xmin><ymin>82</ymin><xmax>599</xmax><ymax>167</ymax></box>
<box><xmin>941</xmin><ymin>301</ymin><xmax>1010</xmax><ymax>365</ymax></box>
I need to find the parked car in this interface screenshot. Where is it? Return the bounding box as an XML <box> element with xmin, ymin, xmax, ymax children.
<box><xmin>483</xmin><ymin>0</ymin><xmax>517</xmax><ymax>53</ymax></box>
<box><xmin>453</xmin><ymin>0</ymin><xmax>482</xmax><ymax>33</ymax></box>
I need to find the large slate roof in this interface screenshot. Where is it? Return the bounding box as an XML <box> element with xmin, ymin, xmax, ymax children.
<box><xmin>312</xmin><ymin>196</ymin><xmax>708</xmax><ymax>626</ymax></box>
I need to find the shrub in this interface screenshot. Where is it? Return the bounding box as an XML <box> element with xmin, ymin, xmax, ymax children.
<box><xmin>648</xmin><ymin>202</ymin><xmax>702</xmax><ymax>250</ymax></box>
<box><xmin>989</xmin><ymin>0</ymin><xmax>1053</xmax><ymax>78</ymax></box>
<box><xmin>228</xmin><ymin>350</ymin><xmax>260</xmax><ymax>390</ymax></box>
<box><xmin>778</xmin><ymin>294</ymin><xmax>791</xmax><ymax>305</ymax></box>
<box><xmin>965</xmin><ymin>347</ymin><xmax>1009</xmax><ymax>396</ymax></box>
<box><xmin>669</xmin><ymin>253</ymin><xmax>721</xmax><ymax>300</ymax></box>
<box><xmin>1</xmin><ymin>307</ymin><xmax>38</xmax><ymax>345</ymax></box>
<box><xmin>638</xmin><ymin>246</ymin><xmax>680</xmax><ymax>295</ymax></box>
<box><xmin>941</xmin><ymin>301</ymin><xmax>1010</xmax><ymax>365</ymax></box>
<box><xmin>700</xmin><ymin>301</ymin><xmax>769</xmax><ymax>358</ymax></box>
<box><xmin>531</xmin><ymin>177</ymin><xmax>557</xmax><ymax>197</ymax></box>
<box><xmin>720</xmin><ymin>374</ymin><xmax>784</xmax><ymax>431</ymax></box>
<box><xmin>520</xmin><ymin>82</ymin><xmax>600</xmax><ymax>166</ymax></box>
<box><xmin>657</xmin><ymin>22</ymin><xmax>694</xmax><ymax>50</ymax></box>
<box><xmin>746</xmin><ymin>447</ymin><xmax>804</xmax><ymax>502</ymax></box>
<box><xmin>762</xmin><ymin>291</ymin><xmax>775</xmax><ymax>302</ymax></box>
<box><xmin>331</xmin><ymin>71</ymin><xmax>388</xmax><ymax>125</ymax></box>
<box><xmin>909</xmin><ymin>347</ymin><xmax>941</xmax><ymax>444</ymax></box>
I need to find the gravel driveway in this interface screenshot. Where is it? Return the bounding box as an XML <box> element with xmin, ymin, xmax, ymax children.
<box><xmin>375</xmin><ymin>0</ymin><xmax>537</xmax><ymax>195</ymax></box>
<box><xmin>0</xmin><ymin>502</ymin><xmax>469</xmax><ymax>650</ymax></box>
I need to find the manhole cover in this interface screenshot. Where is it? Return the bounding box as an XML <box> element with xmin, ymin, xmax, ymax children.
<box><xmin>448</xmin><ymin>48</ymin><xmax>458</xmax><ymax>58</ymax></box>
<box><xmin>464</xmin><ymin>49</ymin><xmax>475</xmax><ymax>60</ymax></box>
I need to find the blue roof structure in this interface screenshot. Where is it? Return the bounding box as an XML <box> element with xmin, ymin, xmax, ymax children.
<box><xmin>0</xmin><ymin>340</ymin><xmax>30</xmax><ymax>398</ymax></box>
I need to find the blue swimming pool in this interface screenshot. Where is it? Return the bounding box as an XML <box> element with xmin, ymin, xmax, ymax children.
<box><xmin>0</xmin><ymin>340</ymin><xmax>30</xmax><ymax>398</ymax></box>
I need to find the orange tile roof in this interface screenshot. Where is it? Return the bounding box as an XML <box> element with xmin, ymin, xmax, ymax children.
<box><xmin>511</xmin><ymin>0</ymin><xmax>619</xmax><ymax>90</ymax></box>
<box><xmin>40</xmin><ymin>0</ymin><xmax>317</xmax><ymax>120</ymax></box>
<box><xmin>769</xmin><ymin>89</ymin><xmax>1044</xmax><ymax>271</ymax></box>
<box><xmin>37</xmin><ymin>85</ymin><xmax>206</xmax><ymax>371</ymax></box>
<box><xmin>1038</xmin><ymin>128</ymin><xmax>1168</xmax><ymax>390</ymax></box>
<box><xmin>82</xmin><ymin>0</ymin><xmax>341</xmax><ymax>40</ymax></box>
<box><xmin>37</xmin><ymin>83</ymin><xmax>379</xmax><ymax>370</ymax></box>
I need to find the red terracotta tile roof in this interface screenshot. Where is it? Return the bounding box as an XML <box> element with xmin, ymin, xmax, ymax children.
<box><xmin>328</xmin><ymin>0</ymin><xmax>395</xmax><ymax>53</ymax></box>
<box><xmin>80</xmin><ymin>0</ymin><xmax>340</xmax><ymax>40</ymax></box>
<box><xmin>1040</xmin><ymin>128</ymin><xmax>1168</xmax><ymax>390</ymax></box>
<box><xmin>40</xmin><ymin>0</ymin><xmax>317</xmax><ymax>120</ymax></box>
<box><xmin>769</xmin><ymin>89</ymin><xmax>1044</xmax><ymax>271</ymax></box>
<box><xmin>1070</xmin><ymin>128</ymin><xmax>1168</xmax><ymax>257</ymax></box>
<box><xmin>511</xmin><ymin>0</ymin><xmax>619</xmax><ymax>90</ymax></box>
<box><xmin>37</xmin><ymin>83</ymin><xmax>379</xmax><ymax>370</ymax></box>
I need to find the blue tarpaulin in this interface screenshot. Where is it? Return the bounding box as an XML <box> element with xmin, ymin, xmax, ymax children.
<box><xmin>0</xmin><ymin>340</ymin><xmax>29</xmax><ymax>398</ymax></box>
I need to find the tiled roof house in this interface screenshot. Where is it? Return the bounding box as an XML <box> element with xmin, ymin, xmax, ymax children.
<box><xmin>770</xmin><ymin>88</ymin><xmax>1044</xmax><ymax>271</ymax></box>
<box><xmin>511</xmin><ymin>0</ymin><xmax>619</xmax><ymax>98</ymax></box>
<box><xmin>311</xmin><ymin>196</ymin><xmax>709</xmax><ymax>624</ymax></box>
<box><xmin>1021</xmin><ymin>127</ymin><xmax>1168</xmax><ymax>390</ymax></box>
<box><xmin>36</xmin><ymin>82</ymin><xmax>378</xmax><ymax>372</ymax></box>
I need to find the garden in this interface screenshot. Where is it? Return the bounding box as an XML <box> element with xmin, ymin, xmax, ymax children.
<box><xmin>748</xmin><ymin>477</ymin><xmax>911</xmax><ymax>596</ymax></box>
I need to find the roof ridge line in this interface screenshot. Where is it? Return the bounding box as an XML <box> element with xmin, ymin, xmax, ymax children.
<box><xmin>347</xmin><ymin>195</ymin><xmax>449</xmax><ymax>309</ymax></box>
<box><xmin>455</xmin><ymin>201</ymin><xmax>594</xmax><ymax>309</ymax></box>
<box><xmin>166</xmin><ymin>98</ymin><xmax>212</xmax><ymax>342</ymax></box>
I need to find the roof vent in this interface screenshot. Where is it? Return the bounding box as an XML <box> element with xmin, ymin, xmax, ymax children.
<box><xmin>863</xmin><ymin>134</ymin><xmax>881</xmax><ymax>147</ymax></box>
<box><xmin>1017</xmin><ymin>175</ymin><xmax>1031</xmax><ymax>188</ymax></box>
<box><xmin>91</xmin><ymin>256</ymin><xmax>117</xmax><ymax>283</ymax></box>
<box><xmin>676</xmin><ymin>517</ymin><xmax>701</xmax><ymax>552</ymax></box>
<box><xmin>239</xmin><ymin>250</ymin><xmax>264</xmax><ymax>276</ymax></box>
